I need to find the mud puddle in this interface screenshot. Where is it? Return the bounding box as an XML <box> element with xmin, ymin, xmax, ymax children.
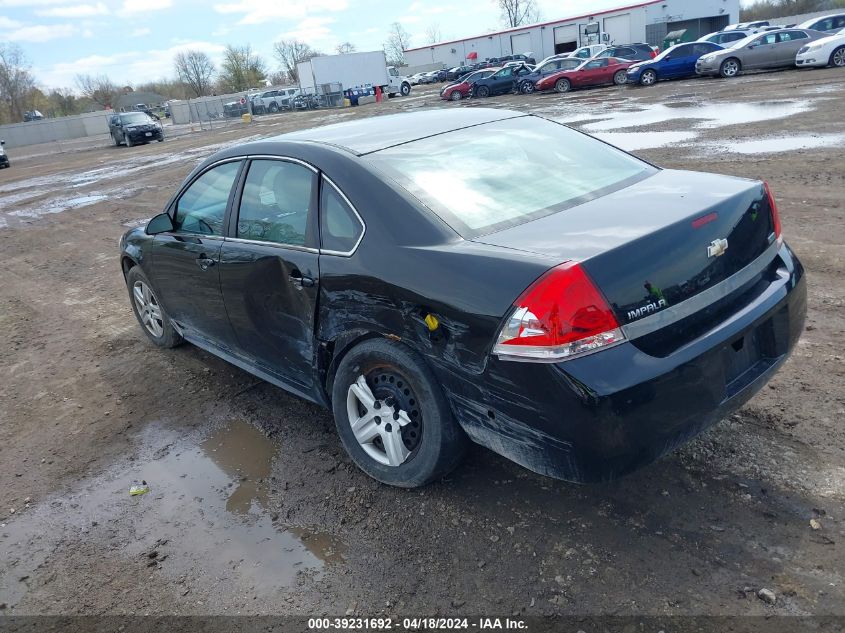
<box><xmin>592</xmin><ymin>131</ymin><xmax>698</xmax><ymax>151</ymax></box>
<box><xmin>703</xmin><ymin>133</ymin><xmax>845</xmax><ymax>155</ymax></box>
<box><xmin>0</xmin><ymin>419</ymin><xmax>343</xmax><ymax>611</ymax></box>
<box><xmin>569</xmin><ymin>100</ymin><xmax>814</xmax><ymax>132</ymax></box>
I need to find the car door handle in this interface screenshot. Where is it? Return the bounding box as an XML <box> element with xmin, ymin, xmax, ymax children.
<box><xmin>196</xmin><ymin>255</ymin><xmax>216</xmax><ymax>271</ymax></box>
<box><xmin>289</xmin><ymin>271</ymin><xmax>315</xmax><ymax>288</ymax></box>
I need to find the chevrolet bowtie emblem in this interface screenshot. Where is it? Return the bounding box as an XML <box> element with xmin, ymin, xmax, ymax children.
<box><xmin>707</xmin><ymin>238</ymin><xmax>729</xmax><ymax>258</ymax></box>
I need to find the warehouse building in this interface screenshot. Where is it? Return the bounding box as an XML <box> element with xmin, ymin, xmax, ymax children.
<box><xmin>404</xmin><ymin>0</ymin><xmax>740</xmax><ymax>67</ymax></box>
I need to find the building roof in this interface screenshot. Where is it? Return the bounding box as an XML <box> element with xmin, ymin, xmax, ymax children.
<box><xmin>263</xmin><ymin>108</ymin><xmax>524</xmax><ymax>155</ymax></box>
<box><xmin>404</xmin><ymin>0</ymin><xmax>663</xmax><ymax>52</ymax></box>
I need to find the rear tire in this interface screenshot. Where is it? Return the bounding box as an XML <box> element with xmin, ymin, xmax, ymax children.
<box><xmin>831</xmin><ymin>46</ymin><xmax>845</xmax><ymax>68</ymax></box>
<box><xmin>475</xmin><ymin>85</ymin><xmax>490</xmax><ymax>98</ymax></box>
<box><xmin>720</xmin><ymin>58</ymin><xmax>741</xmax><ymax>78</ymax></box>
<box><xmin>268</xmin><ymin>102</ymin><xmax>279</xmax><ymax>113</ymax></box>
<box><xmin>613</xmin><ymin>70</ymin><xmax>627</xmax><ymax>85</ymax></box>
<box><xmin>554</xmin><ymin>78</ymin><xmax>571</xmax><ymax>93</ymax></box>
<box><xmin>125</xmin><ymin>267</ymin><xmax>182</xmax><ymax>348</ymax></box>
<box><xmin>331</xmin><ymin>338</ymin><xmax>467</xmax><ymax>487</ymax></box>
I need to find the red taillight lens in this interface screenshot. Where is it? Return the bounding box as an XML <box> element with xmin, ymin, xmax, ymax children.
<box><xmin>493</xmin><ymin>262</ymin><xmax>625</xmax><ymax>362</ymax></box>
<box><xmin>763</xmin><ymin>181</ymin><xmax>782</xmax><ymax>243</ymax></box>
<box><xmin>651</xmin><ymin>49</ymin><xmax>658</xmax><ymax>58</ymax></box>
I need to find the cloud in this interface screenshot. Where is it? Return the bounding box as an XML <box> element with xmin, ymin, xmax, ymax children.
<box><xmin>0</xmin><ymin>16</ymin><xmax>23</xmax><ymax>27</ymax></box>
<box><xmin>0</xmin><ymin>0</ymin><xmax>76</xmax><ymax>6</ymax></box>
<box><xmin>35</xmin><ymin>2</ymin><xmax>108</xmax><ymax>16</ymax></box>
<box><xmin>5</xmin><ymin>23</ymin><xmax>77</xmax><ymax>42</ymax></box>
<box><xmin>131</xmin><ymin>27</ymin><xmax>151</xmax><ymax>37</ymax></box>
<box><xmin>120</xmin><ymin>0</ymin><xmax>170</xmax><ymax>14</ymax></box>
<box><xmin>213</xmin><ymin>0</ymin><xmax>346</xmax><ymax>26</ymax></box>
<box><xmin>37</xmin><ymin>40</ymin><xmax>228</xmax><ymax>88</ymax></box>
<box><xmin>278</xmin><ymin>16</ymin><xmax>334</xmax><ymax>44</ymax></box>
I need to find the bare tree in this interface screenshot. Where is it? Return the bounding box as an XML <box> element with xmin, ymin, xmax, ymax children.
<box><xmin>335</xmin><ymin>41</ymin><xmax>357</xmax><ymax>54</ymax></box>
<box><xmin>424</xmin><ymin>23</ymin><xmax>442</xmax><ymax>45</ymax></box>
<box><xmin>384</xmin><ymin>22</ymin><xmax>411</xmax><ymax>66</ymax></box>
<box><xmin>273</xmin><ymin>39</ymin><xmax>320</xmax><ymax>83</ymax></box>
<box><xmin>741</xmin><ymin>0</ymin><xmax>845</xmax><ymax>21</ymax></box>
<box><xmin>218</xmin><ymin>44</ymin><xmax>267</xmax><ymax>92</ymax></box>
<box><xmin>75</xmin><ymin>73</ymin><xmax>118</xmax><ymax>109</ymax></box>
<box><xmin>0</xmin><ymin>44</ymin><xmax>36</xmax><ymax>123</ymax></box>
<box><xmin>495</xmin><ymin>0</ymin><xmax>541</xmax><ymax>27</ymax></box>
<box><xmin>174</xmin><ymin>50</ymin><xmax>215</xmax><ymax>98</ymax></box>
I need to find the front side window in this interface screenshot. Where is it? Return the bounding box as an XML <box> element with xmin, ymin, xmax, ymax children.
<box><xmin>494</xmin><ymin>67</ymin><xmax>514</xmax><ymax>77</ymax></box>
<box><xmin>174</xmin><ymin>161</ymin><xmax>241</xmax><ymax>235</ymax></box>
<box><xmin>320</xmin><ymin>178</ymin><xmax>363</xmax><ymax>254</ymax></box>
<box><xmin>236</xmin><ymin>159</ymin><xmax>315</xmax><ymax>246</ymax></box>
<box><xmin>366</xmin><ymin>116</ymin><xmax>653</xmax><ymax>238</ymax></box>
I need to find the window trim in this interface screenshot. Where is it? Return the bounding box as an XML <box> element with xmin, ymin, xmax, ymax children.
<box><xmin>228</xmin><ymin>155</ymin><xmax>320</xmax><ymax>250</ymax></box>
<box><xmin>318</xmin><ymin>175</ymin><xmax>366</xmax><ymax>257</ymax></box>
<box><xmin>167</xmin><ymin>157</ymin><xmax>245</xmax><ymax>238</ymax></box>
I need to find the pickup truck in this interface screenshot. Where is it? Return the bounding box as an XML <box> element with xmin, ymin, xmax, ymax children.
<box><xmin>251</xmin><ymin>88</ymin><xmax>300</xmax><ymax>114</ymax></box>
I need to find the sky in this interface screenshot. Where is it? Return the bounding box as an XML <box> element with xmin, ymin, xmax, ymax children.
<box><xmin>1</xmin><ymin>0</ymin><xmax>751</xmax><ymax>90</ymax></box>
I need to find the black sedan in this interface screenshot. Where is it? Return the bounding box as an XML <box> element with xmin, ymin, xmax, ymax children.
<box><xmin>119</xmin><ymin>109</ymin><xmax>806</xmax><ymax>487</ymax></box>
<box><xmin>472</xmin><ymin>64</ymin><xmax>534</xmax><ymax>97</ymax></box>
<box><xmin>109</xmin><ymin>112</ymin><xmax>164</xmax><ymax>147</ymax></box>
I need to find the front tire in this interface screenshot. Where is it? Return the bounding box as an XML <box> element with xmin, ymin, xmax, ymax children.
<box><xmin>554</xmin><ymin>78</ymin><xmax>571</xmax><ymax>93</ymax></box>
<box><xmin>400</xmin><ymin>82</ymin><xmax>411</xmax><ymax>96</ymax></box>
<box><xmin>450</xmin><ymin>90</ymin><xmax>462</xmax><ymax>101</ymax></box>
<box><xmin>475</xmin><ymin>85</ymin><xmax>490</xmax><ymax>98</ymax></box>
<box><xmin>125</xmin><ymin>267</ymin><xmax>182</xmax><ymax>348</ymax></box>
<box><xmin>268</xmin><ymin>102</ymin><xmax>279</xmax><ymax>113</ymax></box>
<box><xmin>720</xmin><ymin>58</ymin><xmax>741</xmax><ymax>78</ymax></box>
<box><xmin>331</xmin><ymin>338</ymin><xmax>467</xmax><ymax>487</ymax></box>
<box><xmin>613</xmin><ymin>70</ymin><xmax>628</xmax><ymax>85</ymax></box>
<box><xmin>124</xmin><ymin>133</ymin><xmax>133</xmax><ymax>147</ymax></box>
<box><xmin>831</xmin><ymin>46</ymin><xmax>845</xmax><ymax>68</ymax></box>
<box><xmin>640</xmin><ymin>69</ymin><xmax>657</xmax><ymax>86</ymax></box>
<box><xmin>520</xmin><ymin>81</ymin><xmax>535</xmax><ymax>94</ymax></box>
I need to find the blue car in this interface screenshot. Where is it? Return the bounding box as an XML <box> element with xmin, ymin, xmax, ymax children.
<box><xmin>627</xmin><ymin>41</ymin><xmax>723</xmax><ymax>86</ymax></box>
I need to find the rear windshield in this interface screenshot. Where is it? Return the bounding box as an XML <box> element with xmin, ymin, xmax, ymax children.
<box><xmin>365</xmin><ymin>116</ymin><xmax>653</xmax><ymax>238</ymax></box>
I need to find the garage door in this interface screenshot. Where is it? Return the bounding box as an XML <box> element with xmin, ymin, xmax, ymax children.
<box><xmin>553</xmin><ymin>24</ymin><xmax>578</xmax><ymax>45</ymax></box>
<box><xmin>604</xmin><ymin>13</ymin><xmax>632</xmax><ymax>44</ymax></box>
<box><xmin>510</xmin><ymin>32</ymin><xmax>532</xmax><ymax>55</ymax></box>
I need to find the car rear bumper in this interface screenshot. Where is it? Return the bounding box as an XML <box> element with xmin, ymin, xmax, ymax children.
<box><xmin>444</xmin><ymin>242</ymin><xmax>806</xmax><ymax>483</ymax></box>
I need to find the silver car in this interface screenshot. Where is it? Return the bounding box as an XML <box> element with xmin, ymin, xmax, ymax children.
<box><xmin>696</xmin><ymin>28</ymin><xmax>827</xmax><ymax>77</ymax></box>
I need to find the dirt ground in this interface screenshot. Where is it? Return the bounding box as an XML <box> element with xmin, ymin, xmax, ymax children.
<box><xmin>1</xmin><ymin>67</ymin><xmax>844</xmax><ymax>621</ymax></box>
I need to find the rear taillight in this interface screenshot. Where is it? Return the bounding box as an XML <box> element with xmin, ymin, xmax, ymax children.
<box><xmin>763</xmin><ymin>181</ymin><xmax>782</xmax><ymax>243</ymax></box>
<box><xmin>651</xmin><ymin>49</ymin><xmax>658</xmax><ymax>58</ymax></box>
<box><xmin>493</xmin><ymin>262</ymin><xmax>625</xmax><ymax>362</ymax></box>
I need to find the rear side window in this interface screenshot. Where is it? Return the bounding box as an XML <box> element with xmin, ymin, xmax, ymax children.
<box><xmin>236</xmin><ymin>159</ymin><xmax>315</xmax><ymax>246</ymax></box>
<box><xmin>320</xmin><ymin>178</ymin><xmax>364</xmax><ymax>254</ymax></box>
<box><xmin>174</xmin><ymin>161</ymin><xmax>241</xmax><ymax>235</ymax></box>
<box><xmin>366</xmin><ymin>117</ymin><xmax>653</xmax><ymax>238</ymax></box>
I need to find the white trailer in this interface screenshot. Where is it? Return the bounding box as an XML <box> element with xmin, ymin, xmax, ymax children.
<box><xmin>297</xmin><ymin>51</ymin><xmax>412</xmax><ymax>97</ymax></box>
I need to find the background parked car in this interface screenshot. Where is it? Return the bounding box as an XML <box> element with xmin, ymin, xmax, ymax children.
<box><xmin>798</xmin><ymin>13</ymin><xmax>845</xmax><ymax>34</ymax></box>
<box><xmin>440</xmin><ymin>69</ymin><xmax>495</xmax><ymax>100</ymax></box>
<box><xmin>23</xmin><ymin>110</ymin><xmax>43</xmax><ymax>122</ymax></box>
<box><xmin>519</xmin><ymin>57</ymin><xmax>583</xmax><ymax>93</ymax></box>
<box><xmin>627</xmin><ymin>41</ymin><xmax>723</xmax><ymax>85</ymax></box>
<box><xmin>0</xmin><ymin>139</ymin><xmax>9</xmax><ymax>169</ymax></box>
<box><xmin>445</xmin><ymin>65</ymin><xmax>473</xmax><ymax>81</ymax></box>
<box><xmin>536</xmin><ymin>57</ymin><xmax>634</xmax><ymax>93</ymax></box>
<box><xmin>698</xmin><ymin>29</ymin><xmax>758</xmax><ymax>45</ymax></box>
<box><xmin>108</xmin><ymin>111</ymin><xmax>164</xmax><ymax>147</ymax></box>
<box><xmin>472</xmin><ymin>63</ymin><xmax>533</xmax><ymax>97</ymax></box>
<box><xmin>795</xmin><ymin>26</ymin><xmax>845</xmax><ymax>67</ymax></box>
<box><xmin>594</xmin><ymin>43</ymin><xmax>659</xmax><ymax>61</ymax></box>
<box><xmin>696</xmin><ymin>28</ymin><xmax>827</xmax><ymax>77</ymax></box>
<box><xmin>565</xmin><ymin>44</ymin><xmax>609</xmax><ymax>60</ymax></box>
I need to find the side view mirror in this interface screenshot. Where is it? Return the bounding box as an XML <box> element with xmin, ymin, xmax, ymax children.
<box><xmin>146</xmin><ymin>212</ymin><xmax>174</xmax><ymax>235</ymax></box>
<box><xmin>748</xmin><ymin>44</ymin><xmax>757</xmax><ymax>49</ymax></box>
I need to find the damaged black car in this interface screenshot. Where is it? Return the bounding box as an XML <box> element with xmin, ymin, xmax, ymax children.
<box><xmin>109</xmin><ymin>111</ymin><xmax>164</xmax><ymax>147</ymax></box>
<box><xmin>118</xmin><ymin>109</ymin><xmax>806</xmax><ymax>487</ymax></box>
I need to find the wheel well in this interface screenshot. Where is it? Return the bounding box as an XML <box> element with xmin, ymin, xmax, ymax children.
<box><xmin>322</xmin><ymin>331</ymin><xmax>423</xmax><ymax>406</ymax></box>
<box><xmin>121</xmin><ymin>256</ymin><xmax>137</xmax><ymax>276</ymax></box>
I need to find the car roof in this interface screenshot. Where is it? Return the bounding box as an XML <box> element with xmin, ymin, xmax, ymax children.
<box><xmin>260</xmin><ymin>108</ymin><xmax>525</xmax><ymax>155</ymax></box>
<box><xmin>800</xmin><ymin>13</ymin><xmax>845</xmax><ymax>26</ymax></box>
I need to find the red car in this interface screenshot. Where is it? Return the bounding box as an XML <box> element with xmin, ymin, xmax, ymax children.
<box><xmin>440</xmin><ymin>69</ymin><xmax>496</xmax><ymax>101</ymax></box>
<box><xmin>535</xmin><ymin>57</ymin><xmax>634</xmax><ymax>93</ymax></box>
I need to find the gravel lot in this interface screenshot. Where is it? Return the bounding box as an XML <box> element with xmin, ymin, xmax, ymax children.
<box><xmin>1</xmin><ymin>67</ymin><xmax>844</xmax><ymax>619</ymax></box>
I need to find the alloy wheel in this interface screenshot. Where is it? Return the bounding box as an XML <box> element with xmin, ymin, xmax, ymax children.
<box><xmin>555</xmin><ymin>78</ymin><xmax>570</xmax><ymax>93</ymax></box>
<box><xmin>832</xmin><ymin>47</ymin><xmax>845</xmax><ymax>67</ymax></box>
<box><xmin>722</xmin><ymin>59</ymin><xmax>739</xmax><ymax>77</ymax></box>
<box><xmin>450</xmin><ymin>90</ymin><xmax>462</xmax><ymax>101</ymax></box>
<box><xmin>346</xmin><ymin>373</ymin><xmax>422</xmax><ymax>467</ymax></box>
<box><xmin>641</xmin><ymin>70</ymin><xmax>656</xmax><ymax>86</ymax></box>
<box><xmin>132</xmin><ymin>280</ymin><xmax>164</xmax><ymax>337</ymax></box>
<box><xmin>614</xmin><ymin>70</ymin><xmax>627</xmax><ymax>85</ymax></box>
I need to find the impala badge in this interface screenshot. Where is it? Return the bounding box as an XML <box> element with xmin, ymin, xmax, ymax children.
<box><xmin>707</xmin><ymin>238</ymin><xmax>728</xmax><ymax>258</ymax></box>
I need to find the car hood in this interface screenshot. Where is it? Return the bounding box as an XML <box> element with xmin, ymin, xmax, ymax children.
<box><xmin>627</xmin><ymin>61</ymin><xmax>648</xmax><ymax>71</ymax></box>
<box><xmin>810</xmin><ymin>32</ymin><xmax>845</xmax><ymax>46</ymax></box>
